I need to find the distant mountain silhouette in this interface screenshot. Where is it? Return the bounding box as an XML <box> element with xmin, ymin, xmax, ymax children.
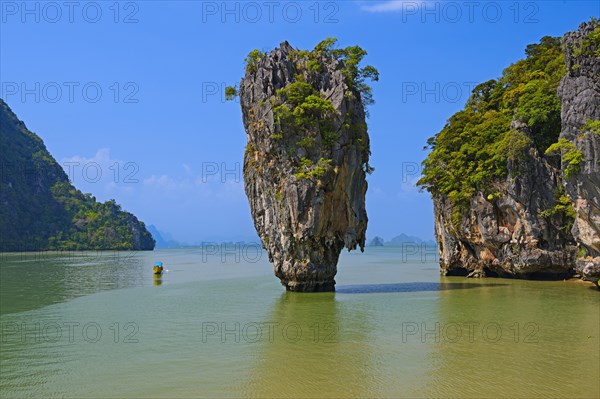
<box><xmin>366</xmin><ymin>234</ymin><xmax>436</xmax><ymax>247</ymax></box>
<box><xmin>387</xmin><ymin>234</ymin><xmax>436</xmax><ymax>247</ymax></box>
<box><xmin>368</xmin><ymin>236</ymin><xmax>384</xmax><ymax>246</ymax></box>
<box><xmin>147</xmin><ymin>225</ymin><xmax>181</xmax><ymax>248</ymax></box>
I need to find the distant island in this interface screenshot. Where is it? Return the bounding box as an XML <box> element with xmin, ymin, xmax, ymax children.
<box><xmin>0</xmin><ymin>100</ymin><xmax>155</xmax><ymax>252</ymax></box>
<box><xmin>369</xmin><ymin>236</ymin><xmax>384</xmax><ymax>247</ymax></box>
<box><xmin>368</xmin><ymin>234</ymin><xmax>436</xmax><ymax>247</ymax></box>
<box><xmin>147</xmin><ymin>225</ymin><xmax>181</xmax><ymax>249</ymax></box>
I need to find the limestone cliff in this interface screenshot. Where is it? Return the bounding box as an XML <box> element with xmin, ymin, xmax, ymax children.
<box><xmin>558</xmin><ymin>20</ymin><xmax>600</xmax><ymax>281</ymax></box>
<box><xmin>433</xmin><ymin>119</ymin><xmax>577</xmax><ymax>279</ymax></box>
<box><xmin>235</xmin><ymin>40</ymin><xmax>376</xmax><ymax>291</ymax></box>
<box><xmin>421</xmin><ymin>20</ymin><xmax>599</xmax><ymax>282</ymax></box>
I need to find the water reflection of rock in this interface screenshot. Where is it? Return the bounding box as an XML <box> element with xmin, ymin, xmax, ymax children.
<box><xmin>241</xmin><ymin>292</ymin><xmax>376</xmax><ymax>398</ymax></box>
<box><xmin>422</xmin><ymin>278</ymin><xmax>600</xmax><ymax>398</ymax></box>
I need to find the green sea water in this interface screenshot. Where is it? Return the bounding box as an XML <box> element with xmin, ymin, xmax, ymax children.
<box><xmin>0</xmin><ymin>247</ymin><xmax>598</xmax><ymax>398</ymax></box>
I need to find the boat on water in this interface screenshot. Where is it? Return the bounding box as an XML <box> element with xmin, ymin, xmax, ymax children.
<box><xmin>153</xmin><ymin>262</ymin><xmax>164</xmax><ymax>275</ymax></box>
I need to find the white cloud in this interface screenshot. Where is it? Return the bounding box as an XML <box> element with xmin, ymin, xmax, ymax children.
<box><xmin>61</xmin><ymin>148</ymin><xmax>120</xmax><ymax>189</ymax></box>
<box><xmin>396</xmin><ymin>174</ymin><xmax>421</xmax><ymax>199</ymax></box>
<box><xmin>143</xmin><ymin>173</ymin><xmax>244</xmax><ymax>201</ymax></box>
<box><xmin>60</xmin><ymin>148</ymin><xmax>145</xmax><ymax>203</ymax></box>
<box><xmin>361</xmin><ymin>1</ymin><xmax>411</xmax><ymax>13</ymax></box>
<box><xmin>143</xmin><ymin>174</ymin><xmax>183</xmax><ymax>190</ymax></box>
<box><xmin>368</xmin><ymin>186</ymin><xmax>386</xmax><ymax>199</ymax></box>
<box><xmin>61</xmin><ymin>149</ymin><xmax>245</xmax><ymax>201</ymax></box>
<box><xmin>62</xmin><ymin>148</ymin><xmax>112</xmax><ymax>168</ymax></box>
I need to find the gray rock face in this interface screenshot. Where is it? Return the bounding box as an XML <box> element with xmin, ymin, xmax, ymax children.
<box><xmin>434</xmin><ymin>121</ymin><xmax>577</xmax><ymax>279</ymax></box>
<box><xmin>558</xmin><ymin>21</ymin><xmax>600</xmax><ymax>279</ymax></box>
<box><xmin>432</xmin><ymin>21</ymin><xmax>599</xmax><ymax>280</ymax></box>
<box><xmin>239</xmin><ymin>42</ymin><xmax>370</xmax><ymax>291</ymax></box>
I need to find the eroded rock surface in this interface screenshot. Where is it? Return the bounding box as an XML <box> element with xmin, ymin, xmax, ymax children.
<box><xmin>558</xmin><ymin>20</ymin><xmax>600</xmax><ymax>280</ymax></box>
<box><xmin>239</xmin><ymin>42</ymin><xmax>372</xmax><ymax>291</ymax></box>
<box><xmin>430</xmin><ymin>20</ymin><xmax>599</xmax><ymax>281</ymax></box>
<box><xmin>434</xmin><ymin>120</ymin><xmax>577</xmax><ymax>279</ymax></box>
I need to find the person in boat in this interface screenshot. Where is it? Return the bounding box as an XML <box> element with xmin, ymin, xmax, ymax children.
<box><xmin>153</xmin><ymin>262</ymin><xmax>164</xmax><ymax>275</ymax></box>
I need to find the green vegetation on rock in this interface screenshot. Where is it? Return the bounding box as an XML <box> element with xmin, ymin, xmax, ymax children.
<box><xmin>540</xmin><ymin>188</ymin><xmax>576</xmax><ymax>232</ymax></box>
<box><xmin>273</xmin><ymin>80</ymin><xmax>338</xmax><ymax>153</ymax></box>
<box><xmin>244</xmin><ymin>49</ymin><xmax>265</xmax><ymax>73</ymax></box>
<box><xmin>545</xmin><ymin>138</ymin><xmax>584</xmax><ymax>178</ymax></box>
<box><xmin>571</xmin><ymin>17</ymin><xmax>600</xmax><ymax>57</ymax></box>
<box><xmin>418</xmin><ymin>35</ymin><xmax>568</xmax><ymax>223</ymax></box>
<box><xmin>225</xmin><ymin>85</ymin><xmax>238</xmax><ymax>101</ymax></box>
<box><xmin>229</xmin><ymin>38</ymin><xmax>377</xmax><ymax>181</ymax></box>
<box><xmin>288</xmin><ymin>38</ymin><xmax>379</xmax><ymax>107</ymax></box>
<box><xmin>294</xmin><ymin>157</ymin><xmax>332</xmax><ymax>180</ymax></box>
<box><xmin>582</xmin><ymin>119</ymin><xmax>600</xmax><ymax>135</ymax></box>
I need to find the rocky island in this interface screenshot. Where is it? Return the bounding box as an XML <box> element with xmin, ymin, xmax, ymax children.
<box><xmin>228</xmin><ymin>39</ymin><xmax>378</xmax><ymax>291</ymax></box>
<box><xmin>418</xmin><ymin>20</ymin><xmax>599</xmax><ymax>283</ymax></box>
<box><xmin>0</xmin><ymin>100</ymin><xmax>155</xmax><ymax>252</ymax></box>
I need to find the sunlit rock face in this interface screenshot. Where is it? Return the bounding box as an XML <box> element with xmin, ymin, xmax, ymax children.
<box><xmin>432</xmin><ymin>20</ymin><xmax>600</xmax><ymax>281</ymax></box>
<box><xmin>432</xmin><ymin>127</ymin><xmax>577</xmax><ymax>280</ymax></box>
<box><xmin>558</xmin><ymin>20</ymin><xmax>600</xmax><ymax>281</ymax></box>
<box><xmin>239</xmin><ymin>42</ymin><xmax>371</xmax><ymax>292</ymax></box>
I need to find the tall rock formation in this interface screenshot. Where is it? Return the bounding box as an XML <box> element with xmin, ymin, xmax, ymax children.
<box><xmin>421</xmin><ymin>20</ymin><xmax>599</xmax><ymax>282</ymax></box>
<box><xmin>558</xmin><ymin>20</ymin><xmax>600</xmax><ymax>280</ymax></box>
<box><xmin>236</xmin><ymin>40</ymin><xmax>376</xmax><ymax>291</ymax></box>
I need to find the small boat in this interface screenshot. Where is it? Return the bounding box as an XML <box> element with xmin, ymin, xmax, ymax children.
<box><xmin>153</xmin><ymin>261</ymin><xmax>164</xmax><ymax>275</ymax></box>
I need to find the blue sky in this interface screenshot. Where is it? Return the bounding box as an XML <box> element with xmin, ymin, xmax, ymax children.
<box><xmin>1</xmin><ymin>1</ymin><xmax>598</xmax><ymax>243</ymax></box>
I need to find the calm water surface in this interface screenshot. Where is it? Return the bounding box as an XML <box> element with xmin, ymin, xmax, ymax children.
<box><xmin>1</xmin><ymin>248</ymin><xmax>598</xmax><ymax>398</ymax></box>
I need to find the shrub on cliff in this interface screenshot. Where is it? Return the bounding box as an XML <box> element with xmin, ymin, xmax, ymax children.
<box><xmin>227</xmin><ymin>38</ymin><xmax>378</xmax><ymax>179</ymax></box>
<box><xmin>418</xmin><ymin>35</ymin><xmax>567</xmax><ymax>224</ymax></box>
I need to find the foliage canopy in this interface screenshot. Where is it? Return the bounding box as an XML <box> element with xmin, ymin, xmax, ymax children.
<box><xmin>417</xmin><ymin>35</ymin><xmax>568</xmax><ymax>221</ymax></box>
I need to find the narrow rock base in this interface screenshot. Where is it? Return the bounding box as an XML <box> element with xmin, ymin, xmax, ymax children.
<box><xmin>283</xmin><ymin>280</ymin><xmax>336</xmax><ymax>292</ymax></box>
